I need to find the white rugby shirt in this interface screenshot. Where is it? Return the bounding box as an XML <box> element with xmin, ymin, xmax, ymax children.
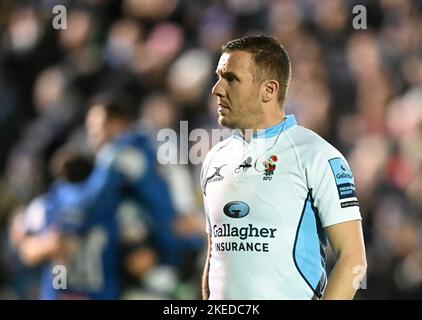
<box><xmin>201</xmin><ymin>115</ymin><xmax>361</xmax><ymax>299</ymax></box>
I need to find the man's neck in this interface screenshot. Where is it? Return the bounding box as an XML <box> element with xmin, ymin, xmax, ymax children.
<box><xmin>240</xmin><ymin>111</ymin><xmax>286</xmax><ymax>141</ymax></box>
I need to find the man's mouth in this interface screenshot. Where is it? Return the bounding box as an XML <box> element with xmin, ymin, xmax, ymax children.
<box><xmin>218</xmin><ymin>102</ymin><xmax>229</xmax><ymax>110</ymax></box>
<box><xmin>218</xmin><ymin>104</ymin><xmax>229</xmax><ymax>114</ymax></box>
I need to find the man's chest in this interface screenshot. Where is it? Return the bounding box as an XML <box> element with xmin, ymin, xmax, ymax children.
<box><xmin>203</xmin><ymin>142</ymin><xmax>307</xmax><ymax>223</ymax></box>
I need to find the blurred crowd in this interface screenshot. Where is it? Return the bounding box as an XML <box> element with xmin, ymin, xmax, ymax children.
<box><xmin>0</xmin><ymin>0</ymin><xmax>421</xmax><ymax>299</ymax></box>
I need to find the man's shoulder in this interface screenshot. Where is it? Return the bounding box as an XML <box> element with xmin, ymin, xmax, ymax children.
<box><xmin>287</xmin><ymin>125</ymin><xmax>343</xmax><ymax>161</ymax></box>
<box><xmin>200</xmin><ymin>136</ymin><xmax>234</xmax><ymax>184</ymax></box>
<box><xmin>203</xmin><ymin>136</ymin><xmax>235</xmax><ymax>165</ymax></box>
<box><xmin>97</xmin><ymin>133</ymin><xmax>152</xmax><ymax>175</ymax></box>
<box><xmin>116</xmin><ymin>130</ymin><xmax>152</xmax><ymax>149</ymax></box>
<box><xmin>105</xmin><ymin>130</ymin><xmax>156</xmax><ymax>159</ymax></box>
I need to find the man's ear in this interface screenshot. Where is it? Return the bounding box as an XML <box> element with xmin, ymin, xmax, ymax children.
<box><xmin>262</xmin><ymin>80</ymin><xmax>279</xmax><ymax>103</ymax></box>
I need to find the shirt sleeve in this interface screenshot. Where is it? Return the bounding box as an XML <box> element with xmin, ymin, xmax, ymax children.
<box><xmin>306</xmin><ymin>149</ymin><xmax>362</xmax><ymax>228</ymax></box>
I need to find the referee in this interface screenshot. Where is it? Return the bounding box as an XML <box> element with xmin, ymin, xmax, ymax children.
<box><xmin>201</xmin><ymin>35</ymin><xmax>366</xmax><ymax>300</ymax></box>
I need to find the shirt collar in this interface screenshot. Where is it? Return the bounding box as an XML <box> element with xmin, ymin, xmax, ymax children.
<box><xmin>232</xmin><ymin>114</ymin><xmax>297</xmax><ymax>140</ymax></box>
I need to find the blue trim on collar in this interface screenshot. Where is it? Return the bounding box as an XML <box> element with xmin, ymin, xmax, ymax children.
<box><xmin>254</xmin><ymin>114</ymin><xmax>297</xmax><ymax>138</ymax></box>
<box><xmin>231</xmin><ymin>114</ymin><xmax>297</xmax><ymax>139</ymax></box>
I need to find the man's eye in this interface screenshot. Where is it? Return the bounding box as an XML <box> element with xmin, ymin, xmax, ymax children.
<box><xmin>227</xmin><ymin>77</ymin><xmax>235</xmax><ymax>82</ymax></box>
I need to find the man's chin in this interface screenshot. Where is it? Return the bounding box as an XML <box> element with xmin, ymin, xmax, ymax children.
<box><xmin>218</xmin><ymin>116</ymin><xmax>235</xmax><ymax>129</ymax></box>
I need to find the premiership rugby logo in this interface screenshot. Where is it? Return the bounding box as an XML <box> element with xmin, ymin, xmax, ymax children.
<box><xmin>328</xmin><ymin>158</ymin><xmax>357</xmax><ymax>200</ymax></box>
<box><xmin>223</xmin><ymin>201</ymin><xmax>250</xmax><ymax>218</ymax></box>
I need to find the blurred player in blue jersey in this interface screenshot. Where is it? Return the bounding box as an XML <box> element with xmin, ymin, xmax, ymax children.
<box><xmin>201</xmin><ymin>36</ymin><xmax>367</xmax><ymax>300</ymax></box>
<box><xmin>10</xmin><ymin>150</ymin><xmax>120</xmax><ymax>299</ymax></box>
<box><xmin>11</xmin><ymin>94</ymin><xmax>182</xmax><ymax>299</ymax></box>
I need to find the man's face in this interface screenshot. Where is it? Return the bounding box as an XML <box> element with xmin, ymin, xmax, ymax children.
<box><xmin>212</xmin><ymin>51</ymin><xmax>263</xmax><ymax>130</ymax></box>
<box><xmin>86</xmin><ymin>105</ymin><xmax>109</xmax><ymax>151</ymax></box>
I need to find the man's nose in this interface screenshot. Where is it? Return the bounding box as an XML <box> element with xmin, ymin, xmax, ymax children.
<box><xmin>212</xmin><ymin>79</ymin><xmax>224</xmax><ymax>97</ymax></box>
